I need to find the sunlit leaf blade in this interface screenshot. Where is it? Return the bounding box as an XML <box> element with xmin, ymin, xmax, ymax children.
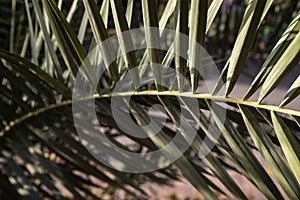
<box><xmin>292</xmin><ymin>116</ymin><xmax>300</xmax><ymax>128</ymax></box>
<box><xmin>189</xmin><ymin>0</ymin><xmax>207</xmax><ymax>93</ymax></box>
<box><xmin>239</xmin><ymin>105</ymin><xmax>300</xmax><ymax>199</ymax></box>
<box><xmin>138</xmin><ymin>0</ymin><xmax>177</xmax><ymax>79</ymax></box>
<box><xmin>100</xmin><ymin>0</ymin><xmax>110</xmax><ymax>27</ymax></box>
<box><xmin>206</xmin><ymin>0</ymin><xmax>223</xmax><ymax>33</ymax></box>
<box><xmin>125</xmin><ymin>0</ymin><xmax>134</xmax><ymax>26</ymax></box>
<box><xmin>20</xmin><ymin>33</ymin><xmax>30</xmax><ymax>58</ymax></box>
<box><xmin>226</xmin><ymin>0</ymin><xmax>272</xmax><ymax>96</ymax></box>
<box><xmin>281</xmin><ymin>75</ymin><xmax>300</xmax><ymax>106</ymax></box>
<box><xmin>189</xmin><ymin>0</ymin><xmax>207</xmax><ymax>47</ymax></box>
<box><xmin>175</xmin><ymin>0</ymin><xmax>188</xmax><ymax>92</ymax></box>
<box><xmin>41</xmin><ymin>0</ymin><xmax>87</xmax><ymax>79</ymax></box>
<box><xmin>84</xmin><ymin>0</ymin><xmax>110</xmax><ymax>52</ymax></box>
<box><xmin>258</xmin><ymin>32</ymin><xmax>300</xmax><ymax>103</ymax></box>
<box><xmin>24</xmin><ymin>0</ymin><xmax>37</xmax><ymax>63</ymax></box>
<box><xmin>159</xmin><ymin>0</ymin><xmax>177</xmax><ymax>29</ymax></box>
<box><xmin>271</xmin><ymin>112</ymin><xmax>300</xmax><ymax>184</ymax></box>
<box><xmin>245</xmin><ymin>11</ymin><xmax>300</xmax><ymax>100</ymax></box>
<box><xmin>83</xmin><ymin>0</ymin><xmax>120</xmax><ymax>82</ymax></box>
<box><xmin>65</xmin><ymin>0</ymin><xmax>79</xmax><ymax>23</ymax></box>
<box><xmin>142</xmin><ymin>0</ymin><xmax>162</xmax><ymax>90</ymax></box>
<box><xmin>110</xmin><ymin>0</ymin><xmax>140</xmax><ymax>88</ymax></box>
<box><xmin>212</xmin><ymin>59</ymin><xmax>229</xmax><ymax>95</ymax></box>
<box><xmin>78</xmin><ymin>10</ymin><xmax>89</xmax><ymax>43</ymax></box>
<box><xmin>31</xmin><ymin>0</ymin><xmax>63</xmax><ymax>81</ymax></box>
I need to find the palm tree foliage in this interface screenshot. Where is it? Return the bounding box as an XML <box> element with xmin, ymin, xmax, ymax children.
<box><xmin>0</xmin><ymin>0</ymin><xmax>300</xmax><ymax>199</ymax></box>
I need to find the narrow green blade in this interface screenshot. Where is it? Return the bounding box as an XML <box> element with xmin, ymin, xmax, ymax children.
<box><xmin>240</xmin><ymin>105</ymin><xmax>300</xmax><ymax>199</ymax></box>
<box><xmin>258</xmin><ymin>32</ymin><xmax>300</xmax><ymax>103</ymax></box>
<box><xmin>142</xmin><ymin>0</ymin><xmax>162</xmax><ymax>90</ymax></box>
<box><xmin>226</xmin><ymin>0</ymin><xmax>272</xmax><ymax>96</ymax></box>
<box><xmin>281</xmin><ymin>75</ymin><xmax>300</xmax><ymax>107</ymax></box>
<box><xmin>189</xmin><ymin>0</ymin><xmax>208</xmax><ymax>93</ymax></box>
<box><xmin>271</xmin><ymin>112</ymin><xmax>300</xmax><ymax>184</ymax></box>
<box><xmin>245</xmin><ymin>11</ymin><xmax>300</xmax><ymax>100</ymax></box>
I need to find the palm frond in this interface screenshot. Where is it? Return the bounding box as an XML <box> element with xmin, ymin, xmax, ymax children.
<box><xmin>0</xmin><ymin>0</ymin><xmax>300</xmax><ymax>199</ymax></box>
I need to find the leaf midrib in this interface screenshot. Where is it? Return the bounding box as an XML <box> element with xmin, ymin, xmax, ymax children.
<box><xmin>1</xmin><ymin>91</ymin><xmax>299</xmax><ymax>137</ymax></box>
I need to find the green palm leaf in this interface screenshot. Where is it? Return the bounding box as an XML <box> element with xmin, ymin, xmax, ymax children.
<box><xmin>1</xmin><ymin>0</ymin><xmax>300</xmax><ymax>199</ymax></box>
